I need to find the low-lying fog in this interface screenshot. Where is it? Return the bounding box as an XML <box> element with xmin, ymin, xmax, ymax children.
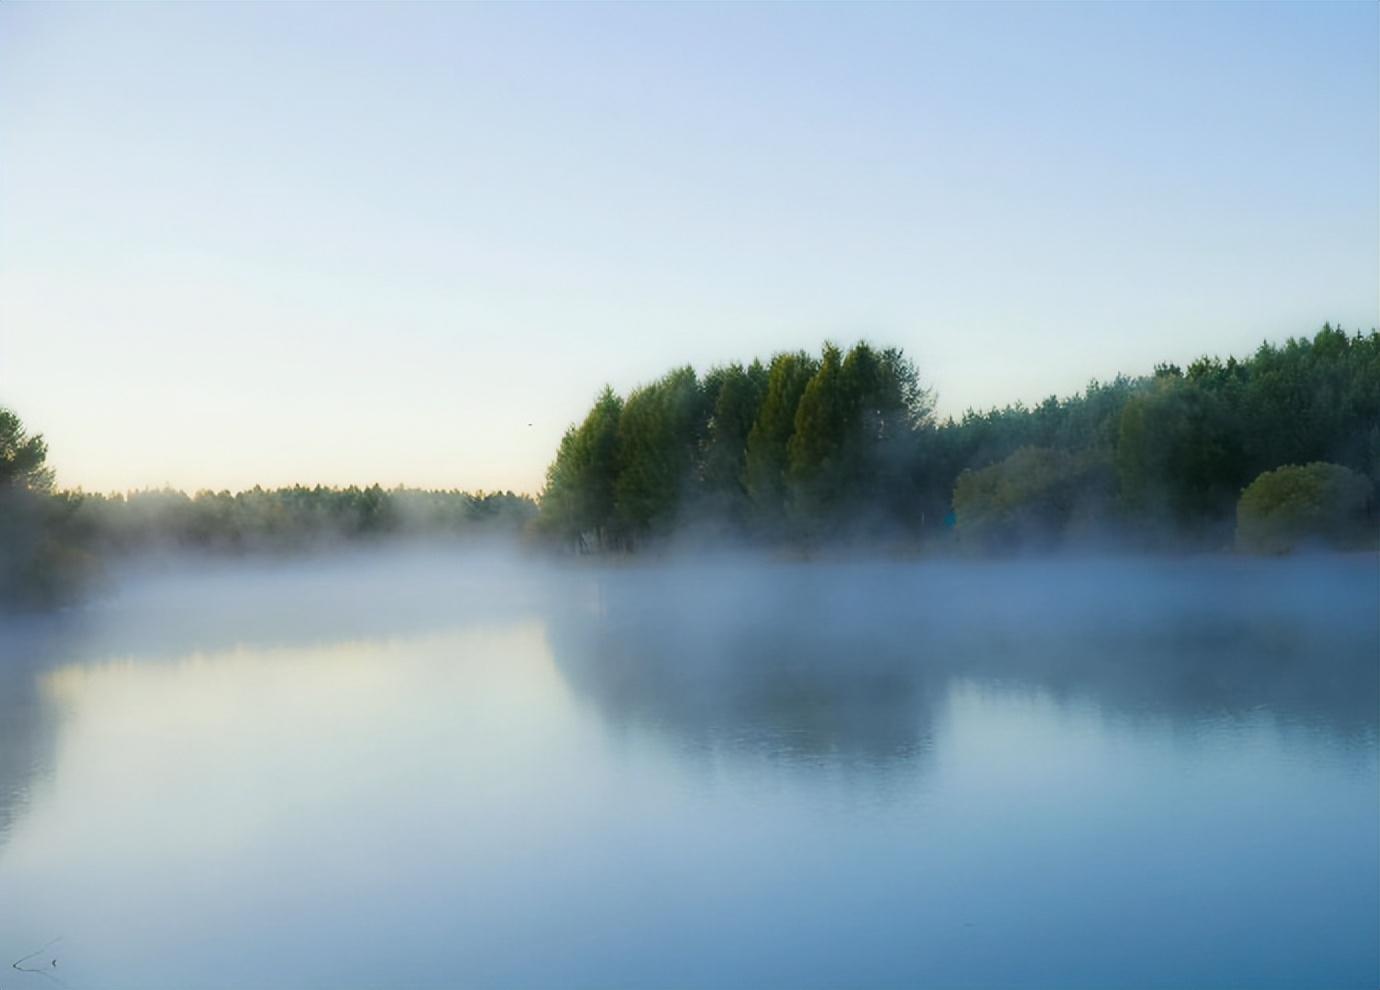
<box><xmin>0</xmin><ymin>551</ymin><xmax>1375</xmax><ymax>988</ymax></box>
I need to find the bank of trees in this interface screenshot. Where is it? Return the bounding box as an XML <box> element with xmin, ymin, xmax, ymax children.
<box><xmin>541</xmin><ymin>326</ymin><xmax>1380</xmax><ymax>552</ymax></box>
<box><xmin>540</xmin><ymin>343</ymin><xmax>931</xmax><ymax>549</ymax></box>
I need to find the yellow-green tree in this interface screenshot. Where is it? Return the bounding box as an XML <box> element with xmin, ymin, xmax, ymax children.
<box><xmin>1236</xmin><ymin>462</ymin><xmax>1374</xmax><ymax>554</ymax></box>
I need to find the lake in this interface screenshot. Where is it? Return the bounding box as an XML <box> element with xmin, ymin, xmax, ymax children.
<box><xmin>0</xmin><ymin>553</ymin><xmax>1375</xmax><ymax>988</ymax></box>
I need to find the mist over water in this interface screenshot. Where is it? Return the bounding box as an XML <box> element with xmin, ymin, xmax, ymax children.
<box><xmin>0</xmin><ymin>551</ymin><xmax>1375</xmax><ymax>988</ymax></box>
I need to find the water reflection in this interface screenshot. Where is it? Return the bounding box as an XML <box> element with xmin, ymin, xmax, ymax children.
<box><xmin>0</xmin><ymin>554</ymin><xmax>1375</xmax><ymax>845</ymax></box>
<box><xmin>0</xmin><ymin>548</ymin><xmax>551</xmax><ymax>848</ymax></box>
<box><xmin>0</xmin><ymin>553</ymin><xmax>1373</xmax><ymax>988</ymax></box>
<box><xmin>543</xmin><ymin>555</ymin><xmax>1378</xmax><ymax>765</ymax></box>
<box><xmin>0</xmin><ymin>621</ymin><xmax>63</xmax><ymax>843</ymax></box>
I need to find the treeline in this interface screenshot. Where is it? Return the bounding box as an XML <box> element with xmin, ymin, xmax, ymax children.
<box><xmin>539</xmin><ymin>325</ymin><xmax>1380</xmax><ymax>553</ymax></box>
<box><xmin>0</xmin><ymin>410</ymin><xmax>535</xmax><ymax>608</ymax></box>
<box><xmin>64</xmin><ymin>485</ymin><xmax>536</xmax><ymax>553</ymax></box>
<box><xmin>4</xmin><ymin>323</ymin><xmax>1376</xmax><ymax>607</ymax></box>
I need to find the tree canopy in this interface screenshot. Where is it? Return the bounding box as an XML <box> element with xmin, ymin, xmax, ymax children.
<box><xmin>540</xmin><ymin>326</ymin><xmax>1380</xmax><ymax>552</ymax></box>
<box><xmin>542</xmin><ymin>343</ymin><xmax>936</xmax><ymax>549</ymax></box>
<box><xmin>1236</xmin><ymin>462</ymin><xmax>1374</xmax><ymax>554</ymax></box>
<box><xmin>0</xmin><ymin>408</ymin><xmax>53</xmax><ymax>493</ymax></box>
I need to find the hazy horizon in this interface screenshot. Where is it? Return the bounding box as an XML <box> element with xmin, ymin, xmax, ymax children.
<box><xmin>3</xmin><ymin>2</ymin><xmax>1377</xmax><ymax>495</ymax></box>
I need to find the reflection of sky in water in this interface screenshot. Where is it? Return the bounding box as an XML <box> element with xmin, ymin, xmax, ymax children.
<box><xmin>0</xmin><ymin>553</ymin><xmax>1374</xmax><ymax>988</ymax></box>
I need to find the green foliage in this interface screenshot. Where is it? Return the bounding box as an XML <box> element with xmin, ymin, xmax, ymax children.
<box><xmin>1115</xmin><ymin>376</ymin><xmax>1246</xmax><ymax>537</ymax></box>
<box><xmin>1239</xmin><ymin>326</ymin><xmax>1380</xmax><ymax>478</ymax></box>
<box><xmin>698</xmin><ymin>361</ymin><xmax>769</xmax><ymax>530</ymax></box>
<box><xmin>1109</xmin><ymin>325</ymin><xmax>1380</xmax><ymax>545</ymax></box>
<box><xmin>0</xmin><ymin>408</ymin><xmax>53</xmax><ymax>492</ymax></box>
<box><xmin>0</xmin><ymin>407</ymin><xmax>84</xmax><ymax>608</ymax></box>
<box><xmin>744</xmin><ymin>351</ymin><xmax>818</xmax><ymax>529</ymax></box>
<box><xmin>539</xmin><ymin>325</ymin><xmax>1379</xmax><ymax>554</ymax></box>
<box><xmin>840</xmin><ymin>344</ymin><xmax>933</xmax><ymax>523</ymax></box>
<box><xmin>786</xmin><ymin>342</ymin><xmax>932</xmax><ymax>532</ymax></box>
<box><xmin>953</xmin><ymin>447</ymin><xmax>1117</xmax><ymax>552</ymax></box>
<box><xmin>539</xmin><ymin>387</ymin><xmax>624</xmax><ymax>549</ymax></box>
<box><xmin>7</xmin><ymin>323</ymin><xmax>1375</xmax><ymax>597</ymax></box>
<box><xmin>788</xmin><ymin>343</ymin><xmax>850</xmax><ymax>522</ymax></box>
<box><xmin>1236</xmin><ymin>462</ymin><xmax>1375</xmax><ymax>554</ymax></box>
<box><xmin>615</xmin><ymin>367</ymin><xmax>707</xmax><ymax>541</ymax></box>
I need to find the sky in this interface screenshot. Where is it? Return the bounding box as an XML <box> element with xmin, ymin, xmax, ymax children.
<box><xmin>1</xmin><ymin>2</ymin><xmax>1376</xmax><ymax>496</ymax></box>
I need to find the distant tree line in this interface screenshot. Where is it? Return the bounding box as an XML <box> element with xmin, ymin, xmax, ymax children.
<box><xmin>539</xmin><ymin>326</ymin><xmax>1379</xmax><ymax>553</ymax></box>
<box><xmin>66</xmin><ymin>485</ymin><xmax>536</xmax><ymax>555</ymax></box>
<box><xmin>0</xmin><ymin>411</ymin><xmax>535</xmax><ymax>609</ymax></box>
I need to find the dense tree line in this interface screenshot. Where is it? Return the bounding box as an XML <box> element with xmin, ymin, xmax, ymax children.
<box><xmin>540</xmin><ymin>343</ymin><xmax>931</xmax><ymax>549</ymax></box>
<box><xmin>541</xmin><ymin>326</ymin><xmax>1379</xmax><ymax>552</ymax></box>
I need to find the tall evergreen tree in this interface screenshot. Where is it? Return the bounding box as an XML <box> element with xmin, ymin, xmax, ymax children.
<box><xmin>540</xmin><ymin>386</ymin><xmax>624</xmax><ymax>550</ymax></box>
<box><xmin>698</xmin><ymin>361</ymin><xmax>768</xmax><ymax>530</ymax></box>
<box><xmin>787</xmin><ymin>343</ymin><xmax>849</xmax><ymax>525</ymax></box>
<box><xmin>615</xmin><ymin>367</ymin><xmax>705</xmax><ymax>542</ymax></box>
<box><xmin>744</xmin><ymin>351</ymin><xmax>818</xmax><ymax>529</ymax></box>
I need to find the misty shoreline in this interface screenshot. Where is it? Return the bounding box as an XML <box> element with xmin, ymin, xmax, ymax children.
<box><xmin>6</xmin><ymin>534</ymin><xmax>1378</xmax><ymax>620</ymax></box>
<box><xmin>4</xmin><ymin>326</ymin><xmax>1377</xmax><ymax>613</ymax></box>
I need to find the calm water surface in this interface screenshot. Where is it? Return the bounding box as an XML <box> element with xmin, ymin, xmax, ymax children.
<box><xmin>0</xmin><ymin>554</ymin><xmax>1375</xmax><ymax>988</ymax></box>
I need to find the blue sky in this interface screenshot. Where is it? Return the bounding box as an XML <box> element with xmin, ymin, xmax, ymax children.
<box><xmin>2</xmin><ymin>2</ymin><xmax>1376</xmax><ymax>494</ymax></box>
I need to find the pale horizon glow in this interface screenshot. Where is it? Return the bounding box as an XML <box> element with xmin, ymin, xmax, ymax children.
<box><xmin>2</xmin><ymin>2</ymin><xmax>1376</xmax><ymax>495</ymax></box>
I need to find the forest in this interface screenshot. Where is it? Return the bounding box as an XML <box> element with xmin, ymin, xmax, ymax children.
<box><xmin>538</xmin><ymin>324</ymin><xmax>1379</xmax><ymax>554</ymax></box>
<box><xmin>2</xmin><ymin>324</ymin><xmax>1376</xmax><ymax>609</ymax></box>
